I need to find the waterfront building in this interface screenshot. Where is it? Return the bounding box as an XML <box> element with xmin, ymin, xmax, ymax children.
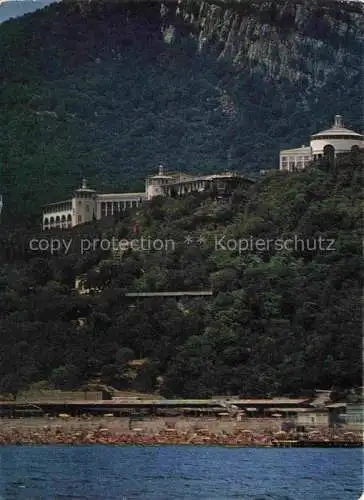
<box><xmin>343</xmin><ymin>403</ymin><xmax>364</xmax><ymax>429</ymax></box>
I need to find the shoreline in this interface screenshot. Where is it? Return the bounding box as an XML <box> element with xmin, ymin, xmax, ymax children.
<box><xmin>2</xmin><ymin>444</ymin><xmax>352</xmax><ymax>448</ymax></box>
<box><xmin>0</xmin><ymin>417</ymin><xmax>362</xmax><ymax>447</ymax></box>
<box><xmin>2</xmin><ymin>442</ymin><xmax>361</xmax><ymax>448</ymax></box>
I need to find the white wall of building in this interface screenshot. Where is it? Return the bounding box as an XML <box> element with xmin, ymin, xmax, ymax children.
<box><xmin>310</xmin><ymin>137</ymin><xmax>363</xmax><ymax>157</ymax></box>
<box><xmin>96</xmin><ymin>194</ymin><xmax>145</xmax><ymax>218</ymax></box>
<box><xmin>280</xmin><ymin>147</ymin><xmax>312</xmax><ymax>172</ymax></box>
<box><xmin>72</xmin><ymin>188</ymin><xmax>97</xmax><ymax>227</ymax></box>
<box><xmin>145</xmin><ymin>176</ymin><xmax>175</xmax><ymax>200</ymax></box>
<box><xmin>145</xmin><ymin>165</ymin><xmax>176</xmax><ymax>200</ymax></box>
<box><xmin>43</xmin><ymin>209</ymin><xmax>72</xmax><ymax>229</ymax></box>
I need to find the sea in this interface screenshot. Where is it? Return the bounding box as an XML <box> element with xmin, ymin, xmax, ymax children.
<box><xmin>0</xmin><ymin>445</ymin><xmax>361</xmax><ymax>499</ymax></box>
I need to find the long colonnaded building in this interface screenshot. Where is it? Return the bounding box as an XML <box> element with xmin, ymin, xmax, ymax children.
<box><xmin>42</xmin><ymin>114</ymin><xmax>363</xmax><ymax>229</ymax></box>
<box><xmin>42</xmin><ymin>167</ymin><xmax>253</xmax><ymax>230</ymax></box>
<box><xmin>279</xmin><ymin>115</ymin><xmax>363</xmax><ymax>172</ymax></box>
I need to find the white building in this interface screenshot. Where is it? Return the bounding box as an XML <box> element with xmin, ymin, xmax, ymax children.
<box><xmin>279</xmin><ymin>145</ymin><xmax>312</xmax><ymax>172</ymax></box>
<box><xmin>145</xmin><ymin>165</ymin><xmax>176</xmax><ymax>199</ymax></box>
<box><xmin>43</xmin><ymin>179</ymin><xmax>145</xmax><ymax>230</ymax></box>
<box><xmin>43</xmin><ymin>199</ymin><xmax>73</xmax><ymax>230</ymax></box>
<box><xmin>96</xmin><ymin>192</ymin><xmax>145</xmax><ymax>219</ymax></box>
<box><xmin>280</xmin><ymin>115</ymin><xmax>363</xmax><ymax>172</ymax></box>
<box><xmin>42</xmin><ymin>167</ymin><xmax>253</xmax><ymax>230</ymax></box>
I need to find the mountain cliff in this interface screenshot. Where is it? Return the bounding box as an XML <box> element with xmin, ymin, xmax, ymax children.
<box><xmin>171</xmin><ymin>0</ymin><xmax>363</xmax><ymax>82</ymax></box>
<box><xmin>0</xmin><ymin>0</ymin><xmax>362</xmax><ymax>219</ymax></box>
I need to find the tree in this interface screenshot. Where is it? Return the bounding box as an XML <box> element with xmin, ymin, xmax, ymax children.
<box><xmin>50</xmin><ymin>364</ymin><xmax>83</xmax><ymax>389</ymax></box>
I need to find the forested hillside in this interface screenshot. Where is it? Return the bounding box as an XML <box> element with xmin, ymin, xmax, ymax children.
<box><xmin>0</xmin><ymin>156</ymin><xmax>362</xmax><ymax>397</ymax></box>
<box><xmin>0</xmin><ymin>0</ymin><xmax>363</xmax><ymax>219</ymax></box>
<box><xmin>0</xmin><ymin>1</ymin><xmax>53</xmax><ymax>24</ymax></box>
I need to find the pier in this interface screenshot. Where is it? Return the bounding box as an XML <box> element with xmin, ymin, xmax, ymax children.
<box><xmin>272</xmin><ymin>440</ymin><xmax>362</xmax><ymax>448</ymax></box>
<box><xmin>124</xmin><ymin>291</ymin><xmax>213</xmax><ymax>298</ymax></box>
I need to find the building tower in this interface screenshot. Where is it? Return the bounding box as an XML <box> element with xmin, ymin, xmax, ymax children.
<box><xmin>145</xmin><ymin>165</ymin><xmax>174</xmax><ymax>200</ymax></box>
<box><xmin>72</xmin><ymin>178</ymin><xmax>97</xmax><ymax>227</ymax></box>
<box><xmin>280</xmin><ymin>115</ymin><xmax>363</xmax><ymax>171</ymax></box>
<box><xmin>310</xmin><ymin>115</ymin><xmax>363</xmax><ymax>160</ymax></box>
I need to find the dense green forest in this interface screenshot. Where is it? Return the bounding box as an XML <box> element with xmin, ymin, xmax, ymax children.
<box><xmin>0</xmin><ymin>0</ymin><xmax>362</xmax><ymax>398</ymax></box>
<box><xmin>0</xmin><ymin>155</ymin><xmax>362</xmax><ymax>398</ymax></box>
<box><xmin>0</xmin><ymin>0</ymin><xmax>362</xmax><ymax>219</ymax></box>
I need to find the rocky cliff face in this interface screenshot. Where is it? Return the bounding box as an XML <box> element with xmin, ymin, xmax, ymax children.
<box><xmin>162</xmin><ymin>0</ymin><xmax>363</xmax><ymax>86</ymax></box>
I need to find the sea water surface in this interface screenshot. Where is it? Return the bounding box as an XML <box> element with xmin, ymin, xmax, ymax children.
<box><xmin>0</xmin><ymin>445</ymin><xmax>361</xmax><ymax>499</ymax></box>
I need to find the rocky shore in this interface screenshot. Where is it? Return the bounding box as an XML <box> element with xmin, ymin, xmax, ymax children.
<box><xmin>0</xmin><ymin>417</ymin><xmax>361</xmax><ymax>446</ymax></box>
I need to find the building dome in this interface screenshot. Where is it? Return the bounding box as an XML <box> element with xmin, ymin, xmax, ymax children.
<box><xmin>310</xmin><ymin>115</ymin><xmax>363</xmax><ymax>159</ymax></box>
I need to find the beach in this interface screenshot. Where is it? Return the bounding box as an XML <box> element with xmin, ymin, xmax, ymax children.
<box><xmin>0</xmin><ymin>416</ymin><xmax>361</xmax><ymax>446</ymax></box>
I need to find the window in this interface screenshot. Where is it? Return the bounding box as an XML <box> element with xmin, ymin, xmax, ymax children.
<box><xmin>313</xmin><ymin>135</ymin><xmax>363</xmax><ymax>141</ymax></box>
<box><xmin>86</xmin><ymin>205</ymin><xmax>90</xmax><ymax>212</ymax></box>
<box><xmin>323</xmin><ymin>144</ymin><xmax>335</xmax><ymax>161</ymax></box>
<box><xmin>78</xmin><ymin>215</ymin><xmax>82</xmax><ymax>223</ymax></box>
<box><xmin>296</xmin><ymin>158</ymin><xmax>303</xmax><ymax>169</ymax></box>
